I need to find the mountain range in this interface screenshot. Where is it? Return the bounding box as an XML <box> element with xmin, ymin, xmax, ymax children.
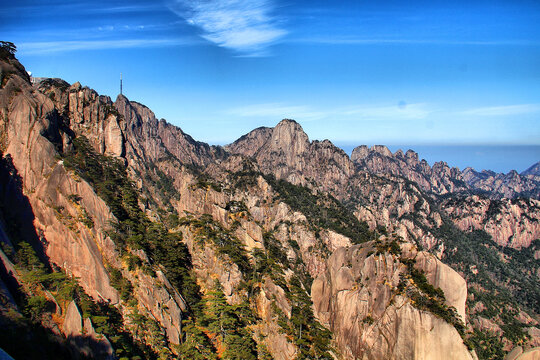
<box><xmin>0</xmin><ymin>46</ymin><xmax>539</xmax><ymax>360</ymax></box>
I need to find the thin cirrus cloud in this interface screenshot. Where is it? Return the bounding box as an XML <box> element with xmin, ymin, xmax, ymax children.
<box><xmin>341</xmin><ymin>103</ymin><xmax>432</xmax><ymax>120</ymax></box>
<box><xmin>226</xmin><ymin>103</ymin><xmax>326</xmax><ymax>120</ymax></box>
<box><xmin>227</xmin><ymin>102</ymin><xmax>540</xmax><ymax>122</ymax></box>
<box><xmin>291</xmin><ymin>37</ymin><xmax>540</xmax><ymax>46</ymax></box>
<box><xmin>459</xmin><ymin>104</ymin><xmax>540</xmax><ymax>117</ymax></box>
<box><xmin>169</xmin><ymin>0</ymin><xmax>287</xmax><ymax>55</ymax></box>
<box><xmin>225</xmin><ymin>102</ymin><xmax>431</xmax><ymax>121</ymax></box>
<box><xmin>17</xmin><ymin>39</ymin><xmax>192</xmax><ymax>55</ymax></box>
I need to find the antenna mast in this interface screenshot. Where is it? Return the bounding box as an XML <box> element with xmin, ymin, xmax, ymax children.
<box><xmin>120</xmin><ymin>73</ymin><xmax>123</xmax><ymax>95</ymax></box>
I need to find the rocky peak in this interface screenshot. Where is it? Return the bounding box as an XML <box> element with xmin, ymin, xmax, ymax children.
<box><xmin>350</xmin><ymin>145</ymin><xmax>369</xmax><ymax>161</ymax></box>
<box><xmin>405</xmin><ymin>149</ymin><xmax>419</xmax><ymax>163</ymax></box>
<box><xmin>228</xmin><ymin>119</ymin><xmax>354</xmax><ymax>192</ymax></box>
<box><xmin>269</xmin><ymin>119</ymin><xmax>310</xmax><ymax>155</ymax></box>
<box><xmin>522</xmin><ymin>161</ymin><xmax>540</xmax><ymax>177</ymax></box>
<box><xmin>462</xmin><ymin>165</ymin><xmax>540</xmax><ymax>199</ymax></box>
<box><xmin>352</xmin><ymin>144</ymin><xmax>467</xmax><ymax>196</ymax></box>
<box><xmin>114</xmin><ymin>93</ymin><xmax>223</xmax><ymax>169</ymax></box>
<box><xmin>372</xmin><ymin>145</ymin><xmax>393</xmax><ymax>157</ymax></box>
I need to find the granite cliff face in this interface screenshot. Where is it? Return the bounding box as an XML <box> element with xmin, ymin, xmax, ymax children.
<box><xmin>312</xmin><ymin>242</ymin><xmax>472</xmax><ymax>360</ymax></box>
<box><xmin>0</xmin><ymin>53</ymin><xmax>189</xmax><ymax>357</ymax></box>
<box><xmin>442</xmin><ymin>196</ymin><xmax>540</xmax><ymax>249</ymax></box>
<box><xmin>0</xmin><ymin>51</ymin><xmax>538</xmax><ymax>359</ymax></box>
<box><xmin>227</xmin><ymin>119</ymin><xmax>354</xmax><ymax>195</ymax></box>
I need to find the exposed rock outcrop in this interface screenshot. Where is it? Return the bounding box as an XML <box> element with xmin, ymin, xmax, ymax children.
<box><xmin>227</xmin><ymin>119</ymin><xmax>353</xmax><ymax>195</ymax></box>
<box><xmin>442</xmin><ymin>195</ymin><xmax>540</xmax><ymax>248</ymax></box>
<box><xmin>0</xmin><ymin>53</ymin><xmax>189</xmax><ymax>350</ymax></box>
<box><xmin>506</xmin><ymin>347</ymin><xmax>540</xmax><ymax>360</ymax></box>
<box><xmin>313</xmin><ymin>243</ymin><xmax>473</xmax><ymax>360</ymax></box>
<box><xmin>351</xmin><ymin>145</ymin><xmax>540</xmax><ymax>200</ymax></box>
<box><xmin>352</xmin><ymin>145</ymin><xmax>467</xmax><ymax>196</ymax></box>
<box><xmin>63</xmin><ymin>301</ymin><xmax>114</xmax><ymax>359</ymax></box>
<box><xmin>462</xmin><ymin>167</ymin><xmax>540</xmax><ymax>200</ymax></box>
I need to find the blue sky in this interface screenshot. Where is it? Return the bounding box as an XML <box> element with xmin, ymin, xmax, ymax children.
<box><xmin>2</xmin><ymin>0</ymin><xmax>540</xmax><ymax>170</ymax></box>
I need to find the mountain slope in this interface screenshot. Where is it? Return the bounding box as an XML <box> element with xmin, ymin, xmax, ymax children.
<box><xmin>228</xmin><ymin>119</ymin><xmax>540</xmax><ymax>357</ymax></box>
<box><xmin>0</xmin><ymin>50</ymin><xmax>538</xmax><ymax>359</ymax></box>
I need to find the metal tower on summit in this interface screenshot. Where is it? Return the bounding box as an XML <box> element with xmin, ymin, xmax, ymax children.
<box><xmin>120</xmin><ymin>73</ymin><xmax>123</xmax><ymax>95</ymax></box>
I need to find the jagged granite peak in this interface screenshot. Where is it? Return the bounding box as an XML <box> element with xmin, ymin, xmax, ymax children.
<box><xmin>462</xmin><ymin>166</ymin><xmax>540</xmax><ymax>199</ymax></box>
<box><xmin>351</xmin><ymin>144</ymin><xmax>395</xmax><ymax>161</ymax></box>
<box><xmin>114</xmin><ymin>93</ymin><xmax>226</xmax><ymax>169</ymax></box>
<box><xmin>271</xmin><ymin>118</ymin><xmax>310</xmax><ymax>154</ymax></box>
<box><xmin>405</xmin><ymin>149</ymin><xmax>419</xmax><ymax>162</ymax></box>
<box><xmin>352</xmin><ymin>144</ymin><xmax>467</xmax><ymax>196</ymax></box>
<box><xmin>350</xmin><ymin>145</ymin><xmax>370</xmax><ymax>160</ymax></box>
<box><xmin>228</xmin><ymin>118</ymin><xmax>353</xmax><ymax>192</ymax></box>
<box><xmin>372</xmin><ymin>144</ymin><xmax>393</xmax><ymax>157</ymax></box>
<box><xmin>522</xmin><ymin>161</ymin><xmax>540</xmax><ymax>177</ymax></box>
<box><xmin>227</xmin><ymin>119</ymin><xmax>309</xmax><ymax>157</ymax></box>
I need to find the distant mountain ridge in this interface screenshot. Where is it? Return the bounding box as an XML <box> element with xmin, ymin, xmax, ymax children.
<box><xmin>522</xmin><ymin>161</ymin><xmax>540</xmax><ymax>177</ymax></box>
<box><xmin>351</xmin><ymin>144</ymin><xmax>540</xmax><ymax>199</ymax></box>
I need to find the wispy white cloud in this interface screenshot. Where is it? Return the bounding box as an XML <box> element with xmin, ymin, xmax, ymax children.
<box><xmin>169</xmin><ymin>0</ymin><xmax>286</xmax><ymax>55</ymax></box>
<box><xmin>3</xmin><ymin>3</ymin><xmax>164</xmax><ymax>16</ymax></box>
<box><xmin>18</xmin><ymin>39</ymin><xmax>191</xmax><ymax>55</ymax></box>
<box><xmin>460</xmin><ymin>104</ymin><xmax>540</xmax><ymax>116</ymax></box>
<box><xmin>226</xmin><ymin>103</ymin><xmax>325</xmax><ymax>120</ymax></box>
<box><xmin>341</xmin><ymin>103</ymin><xmax>432</xmax><ymax>120</ymax></box>
<box><xmin>225</xmin><ymin>102</ymin><xmax>432</xmax><ymax>121</ymax></box>
<box><xmin>290</xmin><ymin>37</ymin><xmax>540</xmax><ymax>46</ymax></box>
<box><xmin>225</xmin><ymin>101</ymin><xmax>540</xmax><ymax>125</ymax></box>
<box><xmin>89</xmin><ymin>4</ymin><xmax>164</xmax><ymax>13</ymax></box>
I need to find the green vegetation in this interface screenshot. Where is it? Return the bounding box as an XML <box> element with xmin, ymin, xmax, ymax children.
<box><xmin>272</xmin><ymin>275</ymin><xmax>333</xmax><ymax>359</ymax></box>
<box><xmin>375</xmin><ymin>238</ymin><xmax>402</xmax><ymax>256</ymax></box>
<box><xmin>435</xmin><ymin>224</ymin><xmax>538</xmax><ymax>322</ymax></box>
<box><xmin>265</xmin><ymin>175</ymin><xmax>373</xmax><ymax>244</ymax></box>
<box><xmin>468</xmin><ymin>329</ymin><xmax>505</xmax><ymax>360</ymax></box>
<box><xmin>180</xmin><ymin>214</ymin><xmax>251</xmax><ymax>275</ymax></box>
<box><xmin>0</xmin><ymin>231</ymin><xmax>151</xmax><ymax>359</ymax></box>
<box><xmin>201</xmin><ymin>282</ymin><xmax>258</xmax><ymax>360</ymax></box>
<box><xmin>107</xmin><ymin>266</ymin><xmax>134</xmax><ymax>301</ymax></box>
<box><xmin>251</xmin><ymin>229</ymin><xmax>333</xmax><ymax>359</ymax></box>
<box><xmin>401</xmin><ymin>205</ymin><xmax>536</xmax><ymax>355</ymax></box>
<box><xmin>397</xmin><ymin>256</ymin><xmax>468</xmax><ymax>347</ymax></box>
<box><xmin>62</xmin><ymin>136</ymin><xmax>201</xmax><ymax>311</ymax></box>
<box><xmin>144</xmin><ymin>163</ymin><xmax>181</xmax><ymax>204</ymax></box>
<box><xmin>177</xmin><ymin>318</ymin><xmax>218</xmax><ymax>360</ymax></box>
<box><xmin>0</xmin><ymin>41</ymin><xmax>16</xmax><ymax>58</ymax></box>
<box><xmin>230</xmin><ymin>166</ymin><xmax>260</xmax><ymax>190</ymax></box>
<box><xmin>154</xmin><ymin>168</ymin><xmax>180</xmax><ymax>202</ymax></box>
<box><xmin>194</xmin><ymin>174</ymin><xmax>222</xmax><ymax>192</ymax></box>
<box><xmin>179</xmin><ymin>281</ymin><xmax>258</xmax><ymax>360</ymax></box>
